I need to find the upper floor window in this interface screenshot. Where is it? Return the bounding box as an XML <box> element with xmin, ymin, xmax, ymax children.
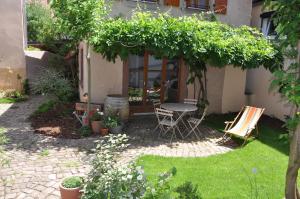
<box><xmin>186</xmin><ymin>0</ymin><xmax>209</xmax><ymax>10</ymax></box>
<box><xmin>130</xmin><ymin>0</ymin><xmax>159</xmax><ymax>3</ymax></box>
<box><xmin>260</xmin><ymin>11</ymin><xmax>277</xmax><ymax>37</ymax></box>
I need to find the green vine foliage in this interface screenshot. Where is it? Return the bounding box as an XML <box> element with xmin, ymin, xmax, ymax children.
<box><xmin>91</xmin><ymin>12</ymin><xmax>283</xmax><ymax>71</ymax></box>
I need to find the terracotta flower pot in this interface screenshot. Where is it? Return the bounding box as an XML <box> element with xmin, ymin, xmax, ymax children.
<box><xmin>100</xmin><ymin>128</ymin><xmax>109</xmax><ymax>136</ymax></box>
<box><xmin>91</xmin><ymin>121</ymin><xmax>102</xmax><ymax>134</ymax></box>
<box><xmin>59</xmin><ymin>183</ymin><xmax>82</xmax><ymax>199</ymax></box>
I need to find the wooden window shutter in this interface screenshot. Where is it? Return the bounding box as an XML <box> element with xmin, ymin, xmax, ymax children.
<box><xmin>165</xmin><ymin>0</ymin><xmax>180</xmax><ymax>7</ymax></box>
<box><xmin>214</xmin><ymin>0</ymin><xmax>227</xmax><ymax>14</ymax></box>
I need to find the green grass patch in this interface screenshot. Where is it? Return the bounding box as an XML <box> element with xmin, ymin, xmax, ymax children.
<box><xmin>63</xmin><ymin>160</ymin><xmax>80</xmax><ymax>168</ymax></box>
<box><xmin>38</xmin><ymin>149</ymin><xmax>50</xmax><ymax>157</ymax></box>
<box><xmin>137</xmin><ymin>114</ymin><xmax>291</xmax><ymax>199</ymax></box>
<box><xmin>0</xmin><ymin>97</ymin><xmax>28</xmax><ymax>104</ymax></box>
<box><xmin>26</xmin><ymin>46</ymin><xmax>41</xmax><ymax>51</ymax></box>
<box><xmin>32</xmin><ymin>100</ymin><xmax>56</xmax><ymax>116</ymax></box>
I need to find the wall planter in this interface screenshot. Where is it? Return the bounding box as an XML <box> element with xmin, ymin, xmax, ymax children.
<box><xmin>60</xmin><ymin>176</ymin><xmax>83</xmax><ymax>199</ymax></box>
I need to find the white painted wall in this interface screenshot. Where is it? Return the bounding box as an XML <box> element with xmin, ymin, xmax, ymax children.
<box><xmin>246</xmin><ymin>3</ymin><xmax>294</xmax><ymax>120</ymax></box>
<box><xmin>0</xmin><ymin>0</ymin><xmax>26</xmax><ymax>90</ymax></box>
<box><xmin>79</xmin><ymin>43</ymin><xmax>123</xmax><ymax>104</ymax></box>
<box><xmin>222</xmin><ymin>66</ymin><xmax>247</xmax><ymax>113</ymax></box>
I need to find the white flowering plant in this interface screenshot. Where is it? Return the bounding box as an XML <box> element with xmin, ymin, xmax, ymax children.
<box><xmin>82</xmin><ymin>134</ymin><xmax>147</xmax><ymax>199</ymax></box>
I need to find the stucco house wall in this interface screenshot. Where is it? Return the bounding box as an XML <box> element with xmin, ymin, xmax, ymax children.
<box><xmin>246</xmin><ymin>3</ymin><xmax>294</xmax><ymax>120</ymax></box>
<box><xmin>0</xmin><ymin>0</ymin><xmax>26</xmax><ymax>91</ymax></box>
<box><xmin>110</xmin><ymin>0</ymin><xmax>252</xmax><ymax>27</ymax></box>
<box><xmin>79</xmin><ymin>43</ymin><xmax>123</xmax><ymax>104</ymax></box>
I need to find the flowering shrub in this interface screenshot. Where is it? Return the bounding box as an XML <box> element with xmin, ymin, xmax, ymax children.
<box><xmin>82</xmin><ymin>134</ymin><xmax>147</xmax><ymax>199</ymax></box>
<box><xmin>32</xmin><ymin>69</ymin><xmax>75</xmax><ymax>102</ymax></box>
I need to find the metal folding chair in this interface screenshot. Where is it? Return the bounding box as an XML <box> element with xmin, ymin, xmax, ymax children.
<box><xmin>152</xmin><ymin>99</ymin><xmax>162</xmax><ymax>133</ymax></box>
<box><xmin>184</xmin><ymin>98</ymin><xmax>197</xmax><ymax>105</ymax></box>
<box><xmin>155</xmin><ymin>108</ymin><xmax>183</xmax><ymax>142</ymax></box>
<box><xmin>185</xmin><ymin>107</ymin><xmax>207</xmax><ymax>139</ymax></box>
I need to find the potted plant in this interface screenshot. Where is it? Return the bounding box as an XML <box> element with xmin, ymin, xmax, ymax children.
<box><xmin>100</xmin><ymin>123</ymin><xmax>109</xmax><ymax>136</ymax></box>
<box><xmin>60</xmin><ymin>176</ymin><xmax>83</xmax><ymax>199</ymax></box>
<box><xmin>90</xmin><ymin>110</ymin><xmax>103</xmax><ymax>134</ymax></box>
<box><xmin>105</xmin><ymin>115</ymin><xmax>122</xmax><ymax>134</ymax></box>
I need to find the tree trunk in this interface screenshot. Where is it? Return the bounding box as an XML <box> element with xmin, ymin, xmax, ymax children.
<box><xmin>286</xmin><ymin>123</ymin><xmax>300</xmax><ymax>199</ymax></box>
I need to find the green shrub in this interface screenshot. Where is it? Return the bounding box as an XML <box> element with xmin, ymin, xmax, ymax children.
<box><xmin>104</xmin><ymin>115</ymin><xmax>121</xmax><ymax>128</ymax></box>
<box><xmin>62</xmin><ymin>176</ymin><xmax>83</xmax><ymax>189</ymax></box>
<box><xmin>79</xmin><ymin>126</ymin><xmax>92</xmax><ymax>137</ymax></box>
<box><xmin>175</xmin><ymin>181</ymin><xmax>201</xmax><ymax>199</ymax></box>
<box><xmin>90</xmin><ymin>111</ymin><xmax>103</xmax><ymax>121</ymax></box>
<box><xmin>33</xmin><ymin>100</ymin><xmax>56</xmax><ymax>115</ymax></box>
<box><xmin>32</xmin><ymin>69</ymin><xmax>75</xmax><ymax>102</ymax></box>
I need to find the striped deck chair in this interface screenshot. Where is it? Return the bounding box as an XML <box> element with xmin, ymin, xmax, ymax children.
<box><xmin>223</xmin><ymin>106</ymin><xmax>265</xmax><ymax>146</ymax></box>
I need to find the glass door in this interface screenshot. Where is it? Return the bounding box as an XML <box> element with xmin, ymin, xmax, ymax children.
<box><xmin>128</xmin><ymin>53</ymin><xmax>179</xmax><ymax>113</ymax></box>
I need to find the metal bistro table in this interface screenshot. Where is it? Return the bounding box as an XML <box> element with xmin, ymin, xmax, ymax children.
<box><xmin>160</xmin><ymin>103</ymin><xmax>198</xmax><ymax>136</ymax></box>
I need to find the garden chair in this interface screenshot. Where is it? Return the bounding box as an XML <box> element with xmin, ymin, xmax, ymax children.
<box><xmin>73</xmin><ymin>102</ymin><xmax>102</xmax><ymax>126</ymax></box>
<box><xmin>185</xmin><ymin>106</ymin><xmax>208</xmax><ymax>139</ymax></box>
<box><xmin>183</xmin><ymin>98</ymin><xmax>198</xmax><ymax>118</ymax></box>
<box><xmin>155</xmin><ymin>108</ymin><xmax>183</xmax><ymax>142</ymax></box>
<box><xmin>152</xmin><ymin>99</ymin><xmax>161</xmax><ymax>109</ymax></box>
<box><xmin>184</xmin><ymin>98</ymin><xmax>197</xmax><ymax>105</ymax></box>
<box><xmin>222</xmin><ymin>106</ymin><xmax>265</xmax><ymax>146</ymax></box>
<box><xmin>152</xmin><ymin>99</ymin><xmax>162</xmax><ymax>133</ymax></box>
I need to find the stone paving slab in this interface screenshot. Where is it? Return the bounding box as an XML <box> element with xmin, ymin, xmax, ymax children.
<box><xmin>0</xmin><ymin>96</ymin><xmax>233</xmax><ymax>198</ymax></box>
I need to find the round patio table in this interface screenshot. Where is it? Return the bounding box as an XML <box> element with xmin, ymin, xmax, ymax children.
<box><xmin>160</xmin><ymin>103</ymin><xmax>197</xmax><ymax>112</ymax></box>
<box><xmin>160</xmin><ymin>103</ymin><xmax>198</xmax><ymax>139</ymax></box>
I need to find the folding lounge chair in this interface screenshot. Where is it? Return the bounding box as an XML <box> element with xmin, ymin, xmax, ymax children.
<box><xmin>223</xmin><ymin>106</ymin><xmax>265</xmax><ymax>146</ymax></box>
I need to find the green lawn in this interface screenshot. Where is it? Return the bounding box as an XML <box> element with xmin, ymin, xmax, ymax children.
<box><xmin>137</xmin><ymin>114</ymin><xmax>290</xmax><ymax>199</ymax></box>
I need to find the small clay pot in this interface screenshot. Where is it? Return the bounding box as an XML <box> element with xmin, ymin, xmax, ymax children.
<box><xmin>91</xmin><ymin>121</ymin><xmax>102</xmax><ymax>134</ymax></box>
<box><xmin>60</xmin><ymin>183</ymin><xmax>81</xmax><ymax>199</ymax></box>
<box><xmin>100</xmin><ymin>128</ymin><xmax>109</xmax><ymax>136</ymax></box>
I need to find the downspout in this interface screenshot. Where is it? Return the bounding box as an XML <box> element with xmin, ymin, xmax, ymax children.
<box><xmin>86</xmin><ymin>42</ymin><xmax>91</xmax><ymax>120</ymax></box>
